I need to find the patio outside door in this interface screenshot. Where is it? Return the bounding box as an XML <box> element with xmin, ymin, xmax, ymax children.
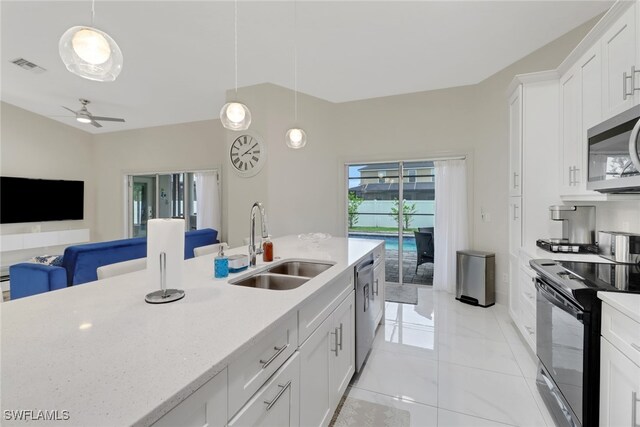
<box><xmin>347</xmin><ymin>161</ymin><xmax>435</xmax><ymax>285</ymax></box>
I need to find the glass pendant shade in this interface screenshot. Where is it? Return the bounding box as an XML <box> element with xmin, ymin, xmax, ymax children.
<box><xmin>285</xmin><ymin>128</ymin><xmax>307</xmax><ymax>149</ymax></box>
<box><xmin>220</xmin><ymin>102</ymin><xmax>251</xmax><ymax>131</ymax></box>
<box><xmin>59</xmin><ymin>26</ymin><xmax>123</xmax><ymax>82</ymax></box>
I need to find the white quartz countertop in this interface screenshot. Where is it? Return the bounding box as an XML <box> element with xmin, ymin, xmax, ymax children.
<box><xmin>522</xmin><ymin>246</ymin><xmax>613</xmax><ymax>264</ymax></box>
<box><xmin>598</xmin><ymin>291</ymin><xmax>640</xmax><ymax>324</ymax></box>
<box><xmin>0</xmin><ymin>235</ymin><xmax>382</xmax><ymax>426</ymax></box>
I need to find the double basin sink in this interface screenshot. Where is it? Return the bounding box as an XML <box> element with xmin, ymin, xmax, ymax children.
<box><xmin>229</xmin><ymin>260</ymin><xmax>334</xmax><ymax>290</ymax></box>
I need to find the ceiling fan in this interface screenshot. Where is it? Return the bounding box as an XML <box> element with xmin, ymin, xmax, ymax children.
<box><xmin>62</xmin><ymin>99</ymin><xmax>125</xmax><ymax>128</ymax></box>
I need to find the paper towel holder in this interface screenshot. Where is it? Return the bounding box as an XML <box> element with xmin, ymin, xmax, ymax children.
<box><xmin>145</xmin><ymin>252</ymin><xmax>185</xmax><ymax>304</ymax></box>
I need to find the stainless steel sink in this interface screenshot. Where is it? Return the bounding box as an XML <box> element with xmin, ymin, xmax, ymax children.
<box><xmin>230</xmin><ymin>273</ymin><xmax>309</xmax><ymax>290</ymax></box>
<box><xmin>266</xmin><ymin>261</ymin><xmax>333</xmax><ymax>278</ymax></box>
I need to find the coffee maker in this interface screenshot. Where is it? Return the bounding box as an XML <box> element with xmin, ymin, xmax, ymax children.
<box><xmin>536</xmin><ymin>205</ymin><xmax>597</xmax><ymax>253</ymax></box>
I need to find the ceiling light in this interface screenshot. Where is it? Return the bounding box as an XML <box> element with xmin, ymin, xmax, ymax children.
<box><xmin>286</xmin><ymin>128</ymin><xmax>307</xmax><ymax>149</ymax></box>
<box><xmin>285</xmin><ymin>0</ymin><xmax>307</xmax><ymax>149</ymax></box>
<box><xmin>220</xmin><ymin>0</ymin><xmax>251</xmax><ymax>131</ymax></box>
<box><xmin>59</xmin><ymin>1</ymin><xmax>122</xmax><ymax>82</ymax></box>
<box><xmin>220</xmin><ymin>102</ymin><xmax>251</xmax><ymax>131</ymax></box>
<box><xmin>76</xmin><ymin>115</ymin><xmax>92</xmax><ymax>124</ymax></box>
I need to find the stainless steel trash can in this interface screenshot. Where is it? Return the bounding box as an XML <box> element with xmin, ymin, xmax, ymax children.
<box><xmin>456</xmin><ymin>250</ymin><xmax>495</xmax><ymax>307</ymax></box>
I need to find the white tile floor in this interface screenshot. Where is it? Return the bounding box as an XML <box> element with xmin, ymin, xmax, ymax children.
<box><xmin>344</xmin><ymin>286</ymin><xmax>556</xmax><ymax>427</ymax></box>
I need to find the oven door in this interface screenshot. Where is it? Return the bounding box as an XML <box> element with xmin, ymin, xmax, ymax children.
<box><xmin>536</xmin><ymin>278</ymin><xmax>584</xmax><ymax>426</ymax></box>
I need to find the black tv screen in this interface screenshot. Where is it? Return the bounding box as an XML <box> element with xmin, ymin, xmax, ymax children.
<box><xmin>1</xmin><ymin>177</ymin><xmax>84</xmax><ymax>224</ymax></box>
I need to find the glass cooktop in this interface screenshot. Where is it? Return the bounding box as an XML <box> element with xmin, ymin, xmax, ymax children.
<box><xmin>557</xmin><ymin>261</ymin><xmax>640</xmax><ymax>293</ymax></box>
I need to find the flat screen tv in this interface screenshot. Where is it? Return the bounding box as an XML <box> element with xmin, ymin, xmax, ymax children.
<box><xmin>1</xmin><ymin>177</ymin><xmax>84</xmax><ymax>224</ymax></box>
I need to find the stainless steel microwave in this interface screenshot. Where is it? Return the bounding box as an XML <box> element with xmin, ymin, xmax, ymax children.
<box><xmin>587</xmin><ymin>104</ymin><xmax>640</xmax><ymax>193</ymax></box>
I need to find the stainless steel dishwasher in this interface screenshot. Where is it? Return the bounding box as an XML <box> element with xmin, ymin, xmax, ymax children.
<box><xmin>355</xmin><ymin>255</ymin><xmax>375</xmax><ymax>372</ymax></box>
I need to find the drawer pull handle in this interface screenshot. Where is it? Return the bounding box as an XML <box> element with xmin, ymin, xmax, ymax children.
<box><xmin>331</xmin><ymin>328</ymin><xmax>339</xmax><ymax>356</ymax></box>
<box><xmin>259</xmin><ymin>344</ymin><xmax>289</xmax><ymax>369</ymax></box>
<box><xmin>338</xmin><ymin>323</ymin><xmax>343</xmax><ymax>351</ymax></box>
<box><xmin>631</xmin><ymin>343</ymin><xmax>640</xmax><ymax>353</ymax></box>
<box><xmin>264</xmin><ymin>381</ymin><xmax>292</xmax><ymax>411</ymax></box>
<box><xmin>632</xmin><ymin>391</ymin><xmax>639</xmax><ymax>427</ymax></box>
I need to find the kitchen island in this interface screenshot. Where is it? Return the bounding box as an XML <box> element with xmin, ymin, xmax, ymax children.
<box><xmin>0</xmin><ymin>235</ymin><xmax>383</xmax><ymax>426</ymax></box>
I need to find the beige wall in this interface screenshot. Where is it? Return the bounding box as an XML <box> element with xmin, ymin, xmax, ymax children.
<box><xmin>92</xmin><ymin>119</ymin><xmax>226</xmax><ymax>242</ymax></box>
<box><xmin>0</xmin><ymin>102</ymin><xmax>95</xmax><ymax>269</ymax></box>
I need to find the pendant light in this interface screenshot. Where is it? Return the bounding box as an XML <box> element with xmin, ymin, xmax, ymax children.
<box><xmin>285</xmin><ymin>0</ymin><xmax>307</xmax><ymax>149</ymax></box>
<box><xmin>59</xmin><ymin>0</ymin><xmax>123</xmax><ymax>82</ymax></box>
<box><xmin>220</xmin><ymin>0</ymin><xmax>251</xmax><ymax>131</ymax></box>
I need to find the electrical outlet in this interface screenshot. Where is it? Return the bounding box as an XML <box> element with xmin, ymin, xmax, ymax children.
<box><xmin>502</xmin><ymin>273</ymin><xmax>508</xmax><ymax>283</ymax></box>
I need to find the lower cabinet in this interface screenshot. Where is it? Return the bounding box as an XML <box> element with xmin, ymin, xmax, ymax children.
<box><xmin>229</xmin><ymin>352</ymin><xmax>300</xmax><ymax>427</ymax></box>
<box><xmin>599</xmin><ymin>338</ymin><xmax>640</xmax><ymax>427</ymax></box>
<box><xmin>300</xmin><ymin>291</ymin><xmax>355</xmax><ymax>427</ymax></box>
<box><xmin>152</xmin><ymin>368</ymin><xmax>228</xmax><ymax>427</ymax></box>
<box><xmin>372</xmin><ymin>261</ymin><xmax>384</xmax><ymax>327</ymax></box>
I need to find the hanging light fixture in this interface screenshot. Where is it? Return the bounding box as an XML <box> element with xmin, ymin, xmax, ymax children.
<box><xmin>220</xmin><ymin>0</ymin><xmax>251</xmax><ymax>131</ymax></box>
<box><xmin>285</xmin><ymin>0</ymin><xmax>306</xmax><ymax>149</ymax></box>
<box><xmin>59</xmin><ymin>0</ymin><xmax>123</xmax><ymax>82</ymax></box>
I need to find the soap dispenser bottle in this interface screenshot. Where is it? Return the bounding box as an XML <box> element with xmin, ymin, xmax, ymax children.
<box><xmin>214</xmin><ymin>245</ymin><xmax>229</xmax><ymax>278</ymax></box>
<box><xmin>263</xmin><ymin>237</ymin><xmax>273</xmax><ymax>262</ymax></box>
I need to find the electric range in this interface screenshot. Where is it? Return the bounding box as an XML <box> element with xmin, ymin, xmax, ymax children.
<box><xmin>529</xmin><ymin>259</ymin><xmax>640</xmax><ymax>427</ymax></box>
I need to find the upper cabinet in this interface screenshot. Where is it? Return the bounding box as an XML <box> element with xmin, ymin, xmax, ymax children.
<box><xmin>602</xmin><ymin>4</ymin><xmax>638</xmax><ymax>118</ymax></box>
<box><xmin>559</xmin><ymin>44</ymin><xmax>604</xmax><ymax>198</ymax></box>
<box><xmin>555</xmin><ymin>1</ymin><xmax>639</xmax><ymax>201</ymax></box>
<box><xmin>509</xmin><ymin>85</ymin><xmax>523</xmax><ymax>197</ymax></box>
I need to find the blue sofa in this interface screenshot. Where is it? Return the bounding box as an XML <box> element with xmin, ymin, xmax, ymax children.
<box><xmin>9</xmin><ymin>228</ymin><xmax>218</xmax><ymax>300</ymax></box>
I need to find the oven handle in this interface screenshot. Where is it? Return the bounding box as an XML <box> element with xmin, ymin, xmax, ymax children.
<box><xmin>535</xmin><ymin>280</ymin><xmax>584</xmax><ymax>322</ymax></box>
<box><xmin>630</xmin><ymin>118</ymin><xmax>640</xmax><ymax>173</ymax></box>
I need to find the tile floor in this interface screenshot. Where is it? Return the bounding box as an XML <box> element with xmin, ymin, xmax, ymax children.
<box><xmin>342</xmin><ymin>286</ymin><xmax>556</xmax><ymax>427</ymax></box>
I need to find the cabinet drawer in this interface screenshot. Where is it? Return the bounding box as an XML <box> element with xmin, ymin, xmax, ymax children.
<box><xmin>519</xmin><ymin>269</ymin><xmax>536</xmax><ymax>314</ymax></box>
<box><xmin>298</xmin><ymin>269</ymin><xmax>353</xmax><ymax>345</ymax></box>
<box><xmin>602</xmin><ymin>302</ymin><xmax>640</xmax><ymax>366</ymax></box>
<box><xmin>153</xmin><ymin>368</ymin><xmax>227</xmax><ymax>427</ymax></box>
<box><xmin>229</xmin><ymin>352</ymin><xmax>300</xmax><ymax>427</ymax></box>
<box><xmin>228</xmin><ymin>312</ymin><xmax>297</xmax><ymax>418</ymax></box>
<box><xmin>519</xmin><ymin>304</ymin><xmax>536</xmax><ymax>351</ymax></box>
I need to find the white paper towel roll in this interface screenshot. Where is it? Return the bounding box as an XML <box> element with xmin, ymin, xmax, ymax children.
<box><xmin>147</xmin><ymin>218</ymin><xmax>185</xmax><ymax>290</ymax></box>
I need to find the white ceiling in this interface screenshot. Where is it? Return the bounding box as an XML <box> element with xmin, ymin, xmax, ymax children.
<box><xmin>1</xmin><ymin>1</ymin><xmax>612</xmax><ymax>134</ymax></box>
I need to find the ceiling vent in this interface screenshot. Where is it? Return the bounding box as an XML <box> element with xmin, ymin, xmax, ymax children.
<box><xmin>11</xmin><ymin>58</ymin><xmax>46</xmax><ymax>74</ymax></box>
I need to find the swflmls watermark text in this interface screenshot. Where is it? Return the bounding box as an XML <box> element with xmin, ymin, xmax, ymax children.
<box><xmin>4</xmin><ymin>409</ymin><xmax>70</xmax><ymax>421</ymax></box>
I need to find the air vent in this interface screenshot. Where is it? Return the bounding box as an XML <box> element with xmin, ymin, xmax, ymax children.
<box><xmin>11</xmin><ymin>58</ymin><xmax>46</xmax><ymax>74</ymax></box>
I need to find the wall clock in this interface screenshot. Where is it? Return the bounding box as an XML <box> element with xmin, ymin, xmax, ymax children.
<box><xmin>228</xmin><ymin>133</ymin><xmax>266</xmax><ymax>177</ymax></box>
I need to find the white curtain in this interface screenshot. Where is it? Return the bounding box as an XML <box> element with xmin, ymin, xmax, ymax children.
<box><xmin>433</xmin><ymin>159</ymin><xmax>469</xmax><ymax>294</ymax></box>
<box><xmin>194</xmin><ymin>171</ymin><xmax>221</xmax><ymax>232</ymax></box>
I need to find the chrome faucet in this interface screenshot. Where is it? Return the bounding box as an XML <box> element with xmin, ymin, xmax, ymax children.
<box><xmin>249</xmin><ymin>202</ymin><xmax>269</xmax><ymax>267</ymax></box>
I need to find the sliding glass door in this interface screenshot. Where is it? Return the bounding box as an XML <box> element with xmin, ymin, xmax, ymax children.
<box><xmin>127</xmin><ymin>171</ymin><xmax>209</xmax><ymax>238</ymax></box>
<box><xmin>347</xmin><ymin>161</ymin><xmax>435</xmax><ymax>285</ymax></box>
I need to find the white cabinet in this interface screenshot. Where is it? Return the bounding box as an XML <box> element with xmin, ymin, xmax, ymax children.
<box><xmin>372</xmin><ymin>260</ymin><xmax>384</xmax><ymax>327</ymax></box>
<box><xmin>560</xmin><ymin>65</ymin><xmax>582</xmax><ymax>194</ymax></box>
<box><xmin>559</xmin><ymin>46</ymin><xmax>604</xmax><ymax>198</ymax></box>
<box><xmin>228</xmin><ymin>312</ymin><xmax>297</xmax><ymax>417</ymax></box>
<box><xmin>509</xmin><ymin>85</ymin><xmax>523</xmax><ymax>197</ymax></box>
<box><xmin>508</xmin><ymin>196</ymin><xmax>522</xmax><ymax>258</ymax></box>
<box><xmin>330</xmin><ymin>291</ymin><xmax>355</xmax><ymax>408</ymax></box>
<box><xmin>599</xmin><ymin>338</ymin><xmax>640</xmax><ymax>427</ymax></box>
<box><xmin>600</xmin><ymin>300</ymin><xmax>640</xmax><ymax>427</ymax></box>
<box><xmin>229</xmin><ymin>352</ymin><xmax>300</xmax><ymax>427</ymax></box>
<box><xmin>153</xmin><ymin>369</ymin><xmax>227</xmax><ymax>427</ymax></box>
<box><xmin>602</xmin><ymin>3</ymin><xmax>638</xmax><ymax>118</ymax></box>
<box><xmin>300</xmin><ymin>291</ymin><xmax>355</xmax><ymax>427</ymax></box>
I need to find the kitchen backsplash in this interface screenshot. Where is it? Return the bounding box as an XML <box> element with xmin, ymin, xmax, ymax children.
<box><xmin>574</xmin><ymin>201</ymin><xmax>640</xmax><ymax>235</ymax></box>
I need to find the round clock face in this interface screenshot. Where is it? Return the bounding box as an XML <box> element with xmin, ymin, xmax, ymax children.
<box><xmin>229</xmin><ymin>133</ymin><xmax>265</xmax><ymax>177</ymax></box>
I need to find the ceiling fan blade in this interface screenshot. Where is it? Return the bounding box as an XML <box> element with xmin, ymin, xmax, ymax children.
<box><xmin>90</xmin><ymin>120</ymin><xmax>103</xmax><ymax>128</ymax></box>
<box><xmin>92</xmin><ymin>116</ymin><xmax>125</xmax><ymax>122</ymax></box>
<box><xmin>62</xmin><ymin>106</ymin><xmax>77</xmax><ymax>115</ymax></box>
